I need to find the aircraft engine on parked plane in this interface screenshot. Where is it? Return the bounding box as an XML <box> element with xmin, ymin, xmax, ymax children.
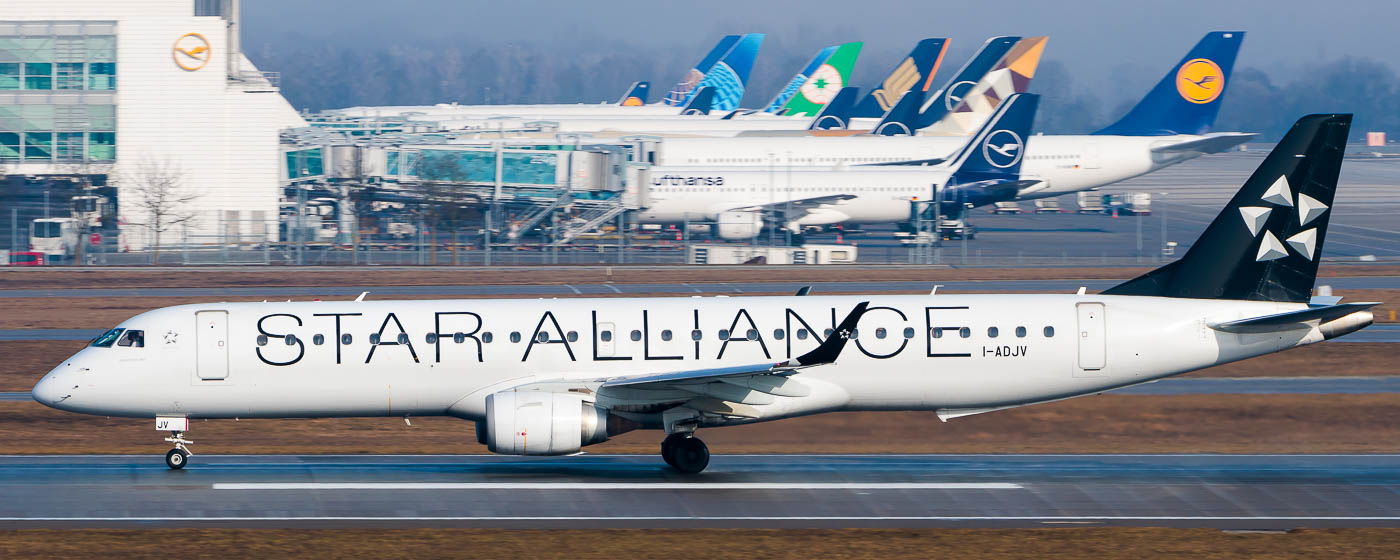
<box><xmin>716</xmin><ymin>210</ymin><xmax>764</xmax><ymax>240</ymax></box>
<box><xmin>480</xmin><ymin>391</ymin><xmax>633</xmax><ymax>455</ymax></box>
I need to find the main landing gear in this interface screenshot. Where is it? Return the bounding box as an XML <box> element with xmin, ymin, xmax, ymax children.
<box><xmin>164</xmin><ymin>431</ymin><xmax>193</xmax><ymax>470</ymax></box>
<box><xmin>661</xmin><ymin>433</ymin><xmax>709</xmax><ymax>474</ymax></box>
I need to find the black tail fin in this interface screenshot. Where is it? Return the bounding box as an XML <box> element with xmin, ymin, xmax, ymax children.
<box><xmin>808</xmin><ymin>86</ymin><xmax>859</xmax><ymax>130</ymax></box>
<box><xmin>680</xmin><ymin>86</ymin><xmax>715</xmax><ymax>115</ymax></box>
<box><xmin>1103</xmin><ymin>114</ymin><xmax>1351</xmax><ymax>302</ymax></box>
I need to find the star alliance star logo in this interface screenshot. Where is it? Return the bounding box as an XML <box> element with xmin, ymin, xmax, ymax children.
<box><xmin>164</xmin><ymin>331</ymin><xmax>179</xmax><ymax>345</ymax></box>
<box><xmin>1239</xmin><ymin>175</ymin><xmax>1328</xmax><ymax>262</ymax></box>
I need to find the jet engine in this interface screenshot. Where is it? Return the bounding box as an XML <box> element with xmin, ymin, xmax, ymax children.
<box><xmin>480</xmin><ymin>391</ymin><xmax>635</xmax><ymax>455</ymax></box>
<box><xmin>715</xmin><ymin>210</ymin><xmax>763</xmax><ymax>240</ymax></box>
<box><xmin>1320</xmin><ymin>310</ymin><xmax>1373</xmax><ymax>340</ymax></box>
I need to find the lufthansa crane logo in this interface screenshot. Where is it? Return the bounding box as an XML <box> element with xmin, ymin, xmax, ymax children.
<box><xmin>172</xmin><ymin>33</ymin><xmax>211</xmax><ymax>71</ymax></box>
<box><xmin>1175</xmin><ymin>58</ymin><xmax>1224</xmax><ymax>104</ymax></box>
<box><xmin>982</xmin><ymin>129</ymin><xmax>1024</xmax><ymax>169</ymax></box>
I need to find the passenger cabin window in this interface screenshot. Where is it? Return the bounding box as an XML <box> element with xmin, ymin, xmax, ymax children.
<box><xmin>536</xmin><ymin>332</ymin><xmax>549</xmax><ymax>343</ymax></box>
<box><xmin>903</xmin><ymin>327</ymin><xmax>915</xmax><ymax>339</ymax></box>
<box><xmin>773</xmin><ymin>329</ymin><xmax>785</xmax><ymax>340</ymax></box>
<box><xmin>567</xmin><ymin>331</ymin><xmax>579</xmax><ymax>342</ymax></box>
<box><xmin>256</xmin><ymin>334</ymin><xmax>269</xmax><ymax>346</ymax></box>
<box><xmin>117</xmin><ymin>330</ymin><xmax>144</xmax><ymax>347</ymax></box>
<box><xmin>510</xmin><ymin>332</ymin><xmax>522</xmax><ymax>343</ymax></box>
<box><xmin>630</xmin><ymin>330</ymin><xmax>642</xmax><ymax>342</ymax></box>
<box><xmin>1044</xmin><ymin>326</ymin><xmax>1055</xmax><ymax>337</ymax></box>
<box><xmin>284</xmin><ymin>334</ymin><xmax>297</xmax><ymax>346</ymax></box>
<box><xmin>690</xmin><ymin>329</ymin><xmax>702</xmax><ymax>341</ymax></box>
<box><xmin>959</xmin><ymin>327</ymin><xmax>971</xmax><ymax>338</ymax></box>
<box><xmin>796</xmin><ymin>329</ymin><xmax>809</xmax><ymax>340</ymax></box>
<box><xmin>91</xmin><ymin>328</ymin><xmax>125</xmax><ymax>347</ymax></box>
<box><xmin>396</xmin><ymin>333</ymin><xmax>409</xmax><ymax>345</ymax></box>
<box><xmin>369</xmin><ymin>334</ymin><xmax>381</xmax><ymax>345</ymax></box>
<box><xmin>718</xmin><ymin>329</ymin><xmax>730</xmax><ymax>341</ymax></box>
<box><xmin>1015</xmin><ymin>327</ymin><xmax>1027</xmax><ymax>338</ymax></box>
<box><xmin>745</xmin><ymin>329</ymin><xmax>758</xmax><ymax>340</ymax></box>
<box><xmin>482</xmin><ymin>332</ymin><xmax>494</xmax><ymax>343</ymax></box>
<box><xmin>313</xmin><ymin>334</ymin><xmax>325</xmax><ymax>345</ymax></box>
<box><xmin>425</xmin><ymin>334</ymin><xmax>438</xmax><ymax>344</ymax></box>
<box><xmin>661</xmin><ymin>330</ymin><xmax>673</xmax><ymax>341</ymax></box>
<box><xmin>600</xmin><ymin>331</ymin><xmax>612</xmax><ymax>342</ymax></box>
<box><xmin>987</xmin><ymin>327</ymin><xmax>999</xmax><ymax>338</ymax></box>
<box><xmin>341</xmin><ymin>334</ymin><xmax>353</xmax><ymax>345</ymax></box>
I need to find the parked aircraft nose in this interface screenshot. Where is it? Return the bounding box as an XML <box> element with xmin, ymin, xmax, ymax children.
<box><xmin>31</xmin><ymin>374</ymin><xmax>66</xmax><ymax>408</ymax></box>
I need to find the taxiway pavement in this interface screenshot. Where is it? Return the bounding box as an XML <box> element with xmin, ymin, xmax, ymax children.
<box><xmin>0</xmin><ymin>454</ymin><xmax>1395</xmax><ymax>529</ymax></box>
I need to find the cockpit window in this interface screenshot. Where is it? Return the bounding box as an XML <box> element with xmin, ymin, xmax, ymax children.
<box><xmin>116</xmin><ymin>329</ymin><xmax>144</xmax><ymax>347</ymax></box>
<box><xmin>91</xmin><ymin>328</ymin><xmax>125</xmax><ymax>347</ymax></box>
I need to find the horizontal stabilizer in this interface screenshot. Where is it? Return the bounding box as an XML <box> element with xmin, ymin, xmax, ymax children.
<box><xmin>1151</xmin><ymin>132</ymin><xmax>1257</xmax><ymax>155</ymax></box>
<box><xmin>1208</xmin><ymin>302</ymin><xmax>1380</xmax><ymax>333</ymax></box>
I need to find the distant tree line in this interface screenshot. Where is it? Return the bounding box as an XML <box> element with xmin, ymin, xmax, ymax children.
<box><xmin>249</xmin><ymin>40</ymin><xmax>1400</xmax><ymax>142</ymax></box>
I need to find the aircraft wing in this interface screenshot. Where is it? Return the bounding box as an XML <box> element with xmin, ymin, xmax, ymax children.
<box><xmin>1151</xmin><ymin>132</ymin><xmax>1257</xmax><ymax>155</ymax></box>
<box><xmin>601</xmin><ymin>301</ymin><xmax>868</xmax><ymax>390</ymax></box>
<box><xmin>726</xmin><ymin>193</ymin><xmax>857</xmax><ymax>215</ymax></box>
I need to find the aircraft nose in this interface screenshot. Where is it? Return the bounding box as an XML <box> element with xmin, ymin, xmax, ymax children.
<box><xmin>31</xmin><ymin>373</ymin><xmax>69</xmax><ymax>408</ymax></box>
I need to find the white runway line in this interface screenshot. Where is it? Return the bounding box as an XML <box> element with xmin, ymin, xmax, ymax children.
<box><xmin>212</xmin><ymin>482</ymin><xmax>1024</xmax><ymax>490</ymax></box>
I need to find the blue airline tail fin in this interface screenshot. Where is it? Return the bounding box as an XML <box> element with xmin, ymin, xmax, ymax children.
<box><xmin>807</xmin><ymin>86</ymin><xmax>859</xmax><ymax>130</ymax></box>
<box><xmin>852</xmin><ymin>38</ymin><xmax>948</xmax><ymax>119</ymax></box>
<box><xmin>664</xmin><ymin>35</ymin><xmax>741</xmax><ymax>106</ymax></box>
<box><xmin>1093</xmin><ymin>31</ymin><xmax>1245</xmax><ymax>136</ymax></box>
<box><xmin>680</xmin><ymin>86</ymin><xmax>716</xmax><ymax>115</ymax></box>
<box><xmin>917</xmin><ymin>36</ymin><xmax>1020</xmax><ymax>129</ymax></box>
<box><xmin>871</xmin><ymin>89</ymin><xmax>925</xmax><ymax>136</ymax></box>
<box><xmin>765</xmin><ymin>46</ymin><xmax>838</xmax><ymax>113</ymax></box>
<box><xmin>947</xmin><ymin>93</ymin><xmax>1039</xmax><ymax>183</ymax></box>
<box><xmin>616</xmin><ymin>81</ymin><xmax>650</xmax><ymax>106</ymax></box>
<box><xmin>690</xmin><ymin>33</ymin><xmax>764</xmax><ymax>112</ymax></box>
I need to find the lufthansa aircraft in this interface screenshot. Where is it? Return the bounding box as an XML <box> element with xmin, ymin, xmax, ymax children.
<box><xmin>33</xmin><ymin>115</ymin><xmax>1375</xmax><ymax>473</ymax></box>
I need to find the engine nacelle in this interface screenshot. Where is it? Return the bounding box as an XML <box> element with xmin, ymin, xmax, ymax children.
<box><xmin>483</xmin><ymin>391</ymin><xmax>628</xmax><ymax>455</ymax></box>
<box><xmin>1321</xmin><ymin>310</ymin><xmax>1373</xmax><ymax>340</ymax></box>
<box><xmin>715</xmin><ymin>210</ymin><xmax>763</xmax><ymax>240</ymax></box>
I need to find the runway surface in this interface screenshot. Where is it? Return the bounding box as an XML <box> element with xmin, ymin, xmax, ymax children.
<box><xmin>0</xmin><ymin>376</ymin><xmax>1393</xmax><ymax>402</ymax></box>
<box><xmin>1</xmin><ymin>276</ymin><xmax>1398</xmax><ymax>299</ymax></box>
<box><xmin>0</xmin><ymin>454</ymin><xmax>1395</xmax><ymax>529</ymax></box>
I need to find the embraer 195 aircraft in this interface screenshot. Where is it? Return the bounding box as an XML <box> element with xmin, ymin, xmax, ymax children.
<box><xmin>33</xmin><ymin>115</ymin><xmax>1376</xmax><ymax>473</ymax></box>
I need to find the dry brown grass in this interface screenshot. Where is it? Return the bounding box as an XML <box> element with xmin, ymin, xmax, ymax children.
<box><xmin>1</xmin><ymin>528</ymin><xmax>1398</xmax><ymax>560</ymax></box>
<box><xmin>2</xmin><ymin>263</ymin><xmax>1397</xmax><ymax>290</ymax></box>
<box><xmin>5</xmin><ymin>393</ymin><xmax>1397</xmax><ymax>455</ymax></box>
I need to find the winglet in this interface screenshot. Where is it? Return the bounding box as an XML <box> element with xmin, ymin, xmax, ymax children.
<box><xmin>786</xmin><ymin>301</ymin><xmax>869</xmax><ymax>367</ymax></box>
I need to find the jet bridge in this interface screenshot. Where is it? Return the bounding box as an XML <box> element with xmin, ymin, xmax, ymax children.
<box><xmin>278</xmin><ymin>131</ymin><xmax>651</xmax><ymax>245</ymax></box>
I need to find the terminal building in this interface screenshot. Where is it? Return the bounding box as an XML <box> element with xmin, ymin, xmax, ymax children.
<box><xmin>1</xmin><ymin>0</ymin><xmax>303</xmax><ymax>251</ymax></box>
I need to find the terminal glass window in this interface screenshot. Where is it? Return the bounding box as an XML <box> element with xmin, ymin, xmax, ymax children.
<box><xmin>23</xmin><ymin>62</ymin><xmax>51</xmax><ymax>89</ymax></box>
<box><xmin>87</xmin><ymin>132</ymin><xmax>115</xmax><ymax>161</ymax></box>
<box><xmin>0</xmin><ymin>63</ymin><xmax>17</xmax><ymax>89</ymax></box>
<box><xmin>0</xmin><ymin>132</ymin><xmax>17</xmax><ymax>161</ymax></box>
<box><xmin>23</xmin><ymin>132</ymin><xmax>51</xmax><ymax>160</ymax></box>
<box><xmin>87</xmin><ymin>62</ymin><xmax>115</xmax><ymax>90</ymax></box>
<box><xmin>55</xmin><ymin>132</ymin><xmax>83</xmax><ymax>160</ymax></box>
<box><xmin>55</xmin><ymin>62</ymin><xmax>83</xmax><ymax>89</ymax></box>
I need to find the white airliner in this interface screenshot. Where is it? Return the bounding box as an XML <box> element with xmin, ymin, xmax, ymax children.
<box><xmin>637</xmin><ymin>93</ymin><xmax>1042</xmax><ymax>238</ymax></box>
<box><xmin>34</xmin><ymin>115</ymin><xmax>1372</xmax><ymax>473</ymax></box>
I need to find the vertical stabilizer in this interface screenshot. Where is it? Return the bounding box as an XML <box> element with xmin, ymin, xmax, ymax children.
<box><xmin>1093</xmin><ymin>32</ymin><xmax>1244</xmax><ymax>136</ymax></box>
<box><xmin>689</xmin><ymin>33</ymin><xmax>765</xmax><ymax>112</ymax></box>
<box><xmin>616</xmin><ymin>81</ymin><xmax>650</xmax><ymax>106</ymax></box>
<box><xmin>1103</xmin><ymin>114</ymin><xmax>1350</xmax><ymax>302</ymax></box>
<box><xmin>765</xmin><ymin>46</ymin><xmax>839</xmax><ymax>113</ymax></box>
<box><xmin>922</xmin><ymin>36</ymin><xmax>1046</xmax><ymax>136</ymax></box>
<box><xmin>917</xmin><ymin>36</ymin><xmax>1020</xmax><ymax>129</ymax></box>
<box><xmin>680</xmin><ymin>86</ymin><xmax>716</xmax><ymax>115</ymax></box>
<box><xmin>851</xmin><ymin>38</ymin><xmax>949</xmax><ymax>119</ymax></box>
<box><xmin>871</xmin><ymin>89</ymin><xmax>926</xmax><ymax>136</ymax></box>
<box><xmin>778</xmin><ymin>41</ymin><xmax>863</xmax><ymax>117</ymax></box>
<box><xmin>807</xmin><ymin>86</ymin><xmax>860</xmax><ymax>130</ymax></box>
<box><xmin>664</xmin><ymin>35</ymin><xmax>741</xmax><ymax>106</ymax></box>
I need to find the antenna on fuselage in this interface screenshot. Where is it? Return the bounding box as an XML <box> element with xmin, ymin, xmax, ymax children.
<box><xmin>355</xmin><ymin>291</ymin><xmax>370</xmax><ymax>302</ymax></box>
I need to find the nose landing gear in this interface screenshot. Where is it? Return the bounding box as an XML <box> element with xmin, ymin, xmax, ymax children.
<box><xmin>164</xmin><ymin>431</ymin><xmax>193</xmax><ymax>470</ymax></box>
<box><xmin>661</xmin><ymin>433</ymin><xmax>709</xmax><ymax>474</ymax></box>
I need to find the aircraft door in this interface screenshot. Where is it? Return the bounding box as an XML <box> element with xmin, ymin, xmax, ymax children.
<box><xmin>1075</xmin><ymin>303</ymin><xmax>1106</xmax><ymax>374</ymax></box>
<box><xmin>195</xmin><ymin>310</ymin><xmax>230</xmax><ymax>380</ymax></box>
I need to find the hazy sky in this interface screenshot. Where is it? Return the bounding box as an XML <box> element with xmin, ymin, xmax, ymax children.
<box><xmin>242</xmin><ymin>0</ymin><xmax>1400</xmax><ymax>103</ymax></box>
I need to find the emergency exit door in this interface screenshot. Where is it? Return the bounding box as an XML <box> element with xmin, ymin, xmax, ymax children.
<box><xmin>1076</xmin><ymin>303</ymin><xmax>1106</xmax><ymax>372</ymax></box>
<box><xmin>195</xmin><ymin>310</ymin><xmax>229</xmax><ymax>380</ymax></box>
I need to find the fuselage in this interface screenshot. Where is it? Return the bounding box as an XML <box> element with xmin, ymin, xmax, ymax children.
<box><xmin>635</xmin><ymin>135</ymin><xmax>1185</xmax><ymax>225</ymax></box>
<box><xmin>34</xmin><ymin>293</ymin><xmax>1320</xmax><ymax>425</ymax></box>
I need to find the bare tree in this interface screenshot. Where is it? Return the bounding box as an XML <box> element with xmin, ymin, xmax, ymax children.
<box><xmin>120</xmin><ymin>158</ymin><xmax>199</xmax><ymax>264</ymax></box>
